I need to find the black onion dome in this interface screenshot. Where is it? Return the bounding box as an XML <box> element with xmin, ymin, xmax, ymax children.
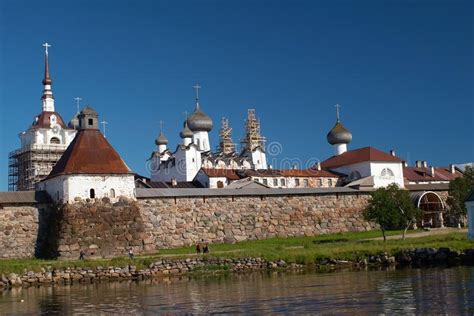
<box><xmin>155</xmin><ymin>131</ymin><xmax>168</xmax><ymax>145</ymax></box>
<box><xmin>327</xmin><ymin>121</ymin><xmax>352</xmax><ymax>145</ymax></box>
<box><xmin>180</xmin><ymin>121</ymin><xmax>194</xmax><ymax>138</ymax></box>
<box><xmin>187</xmin><ymin>102</ymin><xmax>213</xmax><ymax>132</ymax></box>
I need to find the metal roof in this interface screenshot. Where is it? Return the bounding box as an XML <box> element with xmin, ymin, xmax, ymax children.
<box><xmin>136</xmin><ymin>187</ymin><xmax>364</xmax><ymax>198</ymax></box>
<box><xmin>0</xmin><ymin>191</ymin><xmax>51</xmax><ymax>205</ymax></box>
<box><xmin>405</xmin><ymin>183</ymin><xmax>450</xmax><ymax>191</ymax></box>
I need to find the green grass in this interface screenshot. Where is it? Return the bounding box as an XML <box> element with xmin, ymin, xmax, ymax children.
<box><xmin>1</xmin><ymin>230</ymin><xmax>473</xmax><ymax>275</ymax></box>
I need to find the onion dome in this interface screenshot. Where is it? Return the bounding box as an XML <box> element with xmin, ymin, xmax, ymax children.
<box><xmin>80</xmin><ymin>106</ymin><xmax>97</xmax><ymax>116</ymax></box>
<box><xmin>155</xmin><ymin>131</ymin><xmax>168</xmax><ymax>145</ymax></box>
<box><xmin>68</xmin><ymin>112</ymin><xmax>80</xmax><ymax>129</ymax></box>
<box><xmin>327</xmin><ymin>121</ymin><xmax>352</xmax><ymax>145</ymax></box>
<box><xmin>180</xmin><ymin>121</ymin><xmax>194</xmax><ymax>139</ymax></box>
<box><xmin>186</xmin><ymin>102</ymin><xmax>213</xmax><ymax>132</ymax></box>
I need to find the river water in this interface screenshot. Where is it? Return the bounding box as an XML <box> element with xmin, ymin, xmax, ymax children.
<box><xmin>1</xmin><ymin>266</ymin><xmax>473</xmax><ymax>315</ymax></box>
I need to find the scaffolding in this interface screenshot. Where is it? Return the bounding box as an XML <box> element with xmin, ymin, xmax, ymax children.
<box><xmin>241</xmin><ymin>109</ymin><xmax>266</xmax><ymax>151</ymax></box>
<box><xmin>219</xmin><ymin>117</ymin><xmax>236</xmax><ymax>154</ymax></box>
<box><xmin>8</xmin><ymin>144</ymin><xmax>67</xmax><ymax>191</ymax></box>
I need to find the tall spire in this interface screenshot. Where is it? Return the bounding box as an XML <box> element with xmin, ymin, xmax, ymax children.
<box><xmin>41</xmin><ymin>42</ymin><xmax>55</xmax><ymax>112</ymax></box>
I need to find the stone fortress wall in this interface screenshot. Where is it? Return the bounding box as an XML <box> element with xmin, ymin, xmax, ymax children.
<box><xmin>2</xmin><ymin>189</ymin><xmax>376</xmax><ymax>259</ymax></box>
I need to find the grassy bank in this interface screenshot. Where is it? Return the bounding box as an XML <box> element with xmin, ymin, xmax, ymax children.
<box><xmin>1</xmin><ymin>230</ymin><xmax>472</xmax><ymax>274</ymax></box>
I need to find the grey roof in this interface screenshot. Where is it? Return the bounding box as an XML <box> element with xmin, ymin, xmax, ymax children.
<box><xmin>155</xmin><ymin>131</ymin><xmax>168</xmax><ymax>145</ymax></box>
<box><xmin>187</xmin><ymin>102</ymin><xmax>213</xmax><ymax>132</ymax></box>
<box><xmin>405</xmin><ymin>183</ymin><xmax>450</xmax><ymax>192</ymax></box>
<box><xmin>327</xmin><ymin>121</ymin><xmax>352</xmax><ymax>145</ymax></box>
<box><xmin>0</xmin><ymin>191</ymin><xmax>51</xmax><ymax>205</ymax></box>
<box><xmin>136</xmin><ymin>186</ymin><xmax>364</xmax><ymax>198</ymax></box>
<box><xmin>180</xmin><ymin>121</ymin><xmax>194</xmax><ymax>138</ymax></box>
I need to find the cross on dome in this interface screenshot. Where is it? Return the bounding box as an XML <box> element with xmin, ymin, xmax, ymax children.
<box><xmin>42</xmin><ymin>42</ymin><xmax>51</xmax><ymax>55</ymax></box>
<box><xmin>335</xmin><ymin>104</ymin><xmax>341</xmax><ymax>122</ymax></box>
<box><xmin>192</xmin><ymin>84</ymin><xmax>201</xmax><ymax>100</ymax></box>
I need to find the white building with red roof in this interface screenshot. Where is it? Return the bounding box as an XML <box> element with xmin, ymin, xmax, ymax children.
<box><xmin>38</xmin><ymin>106</ymin><xmax>135</xmax><ymax>203</ymax></box>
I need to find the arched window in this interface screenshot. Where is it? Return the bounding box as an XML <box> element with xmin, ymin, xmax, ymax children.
<box><xmin>89</xmin><ymin>188</ymin><xmax>95</xmax><ymax>199</ymax></box>
<box><xmin>50</xmin><ymin>137</ymin><xmax>60</xmax><ymax>144</ymax></box>
<box><xmin>381</xmin><ymin>168</ymin><xmax>394</xmax><ymax>178</ymax></box>
<box><xmin>109</xmin><ymin>188</ymin><xmax>115</xmax><ymax>198</ymax></box>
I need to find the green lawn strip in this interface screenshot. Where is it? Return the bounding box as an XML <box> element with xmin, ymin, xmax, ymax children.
<box><xmin>0</xmin><ymin>231</ymin><xmax>472</xmax><ymax>275</ymax></box>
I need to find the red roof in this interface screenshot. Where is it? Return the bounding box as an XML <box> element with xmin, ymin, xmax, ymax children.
<box><xmin>403</xmin><ymin>166</ymin><xmax>463</xmax><ymax>182</ymax></box>
<box><xmin>321</xmin><ymin>147</ymin><xmax>401</xmax><ymax>169</ymax></box>
<box><xmin>46</xmin><ymin>129</ymin><xmax>132</xmax><ymax>179</ymax></box>
<box><xmin>201</xmin><ymin>168</ymin><xmax>241</xmax><ymax>180</ymax></box>
<box><xmin>31</xmin><ymin>111</ymin><xmax>68</xmax><ymax>129</ymax></box>
<box><xmin>279</xmin><ymin>169</ymin><xmax>339</xmax><ymax>178</ymax></box>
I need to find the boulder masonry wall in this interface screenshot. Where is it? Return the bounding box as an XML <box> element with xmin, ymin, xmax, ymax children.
<box><xmin>0</xmin><ymin>191</ymin><xmax>373</xmax><ymax>259</ymax></box>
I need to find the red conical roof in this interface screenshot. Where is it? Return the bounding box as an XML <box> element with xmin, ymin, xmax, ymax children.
<box><xmin>46</xmin><ymin>129</ymin><xmax>132</xmax><ymax>179</ymax></box>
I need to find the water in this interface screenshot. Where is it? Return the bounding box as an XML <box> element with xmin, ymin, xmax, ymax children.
<box><xmin>1</xmin><ymin>267</ymin><xmax>474</xmax><ymax>315</ymax></box>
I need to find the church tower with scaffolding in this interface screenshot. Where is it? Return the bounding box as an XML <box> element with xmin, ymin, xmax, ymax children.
<box><xmin>8</xmin><ymin>43</ymin><xmax>77</xmax><ymax>191</ymax></box>
<box><xmin>241</xmin><ymin>109</ymin><xmax>267</xmax><ymax>169</ymax></box>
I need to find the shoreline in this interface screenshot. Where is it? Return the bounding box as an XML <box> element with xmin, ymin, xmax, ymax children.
<box><xmin>2</xmin><ymin>247</ymin><xmax>474</xmax><ymax>291</ymax></box>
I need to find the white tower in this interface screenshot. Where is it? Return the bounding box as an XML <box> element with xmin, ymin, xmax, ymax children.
<box><xmin>186</xmin><ymin>84</ymin><xmax>213</xmax><ymax>152</ymax></box>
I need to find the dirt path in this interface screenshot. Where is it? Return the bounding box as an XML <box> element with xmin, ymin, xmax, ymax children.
<box><xmin>367</xmin><ymin>227</ymin><xmax>467</xmax><ymax>241</ymax></box>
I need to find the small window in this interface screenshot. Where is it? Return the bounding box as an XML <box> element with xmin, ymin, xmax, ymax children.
<box><xmin>88</xmin><ymin>118</ymin><xmax>93</xmax><ymax>126</ymax></box>
<box><xmin>328</xmin><ymin>179</ymin><xmax>333</xmax><ymax>187</ymax></box>
<box><xmin>318</xmin><ymin>179</ymin><xmax>323</xmax><ymax>187</ymax></box>
<box><xmin>90</xmin><ymin>188</ymin><xmax>95</xmax><ymax>199</ymax></box>
<box><xmin>192</xmin><ymin>158</ymin><xmax>195</xmax><ymax>162</ymax></box>
<box><xmin>381</xmin><ymin>168</ymin><xmax>394</xmax><ymax>178</ymax></box>
<box><xmin>303</xmin><ymin>179</ymin><xmax>309</xmax><ymax>187</ymax></box>
<box><xmin>273</xmin><ymin>179</ymin><xmax>278</xmax><ymax>187</ymax></box>
<box><xmin>109</xmin><ymin>188</ymin><xmax>115</xmax><ymax>198</ymax></box>
<box><xmin>295</xmin><ymin>178</ymin><xmax>300</xmax><ymax>186</ymax></box>
<box><xmin>280</xmin><ymin>179</ymin><xmax>286</xmax><ymax>186</ymax></box>
<box><xmin>263</xmin><ymin>179</ymin><xmax>268</xmax><ymax>185</ymax></box>
<box><xmin>50</xmin><ymin>137</ymin><xmax>60</xmax><ymax>144</ymax></box>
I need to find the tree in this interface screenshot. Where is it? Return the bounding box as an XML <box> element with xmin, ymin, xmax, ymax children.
<box><xmin>364</xmin><ymin>184</ymin><xmax>421</xmax><ymax>241</ymax></box>
<box><xmin>447</xmin><ymin>166</ymin><xmax>474</xmax><ymax>223</ymax></box>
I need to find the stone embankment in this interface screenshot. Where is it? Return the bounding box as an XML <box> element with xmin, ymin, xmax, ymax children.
<box><xmin>1</xmin><ymin>248</ymin><xmax>474</xmax><ymax>290</ymax></box>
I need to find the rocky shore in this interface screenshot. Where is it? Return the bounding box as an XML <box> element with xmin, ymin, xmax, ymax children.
<box><xmin>1</xmin><ymin>247</ymin><xmax>474</xmax><ymax>290</ymax></box>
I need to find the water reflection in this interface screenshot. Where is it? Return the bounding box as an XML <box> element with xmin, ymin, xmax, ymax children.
<box><xmin>1</xmin><ymin>267</ymin><xmax>473</xmax><ymax>314</ymax></box>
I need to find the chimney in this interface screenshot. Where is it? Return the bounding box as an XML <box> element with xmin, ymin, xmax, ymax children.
<box><xmin>317</xmin><ymin>162</ymin><xmax>321</xmax><ymax>171</ymax></box>
<box><xmin>293</xmin><ymin>164</ymin><xmax>298</xmax><ymax>170</ymax></box>
<box><xmin>269</xmin><ymin>165</ymin><xmax>273</xmax><ymax>170</ymax></box>
<box><xmin>171</xmin><ymin>178</ymin><xmax>177</xmax><ymax>187</ymax></box>
<box><xmin>450</xmin><ymin>164</ymin><xmax>456</xmax><ymax>174</ymax></box>
<box><xmin>423</xmin><ymin>161</ymin><xmax>428</xmax><ymax>168</ymax></box>
<box><xmin>402</xmin><ymin>161</ymin><xmax>408</xmax><ymax>167</ymax></box>
<box><xmin>430</xmin><ymin>166</ymin><xmax>435</xmax><ymax>177</ymax></box>
<box><xmin>390</xmin><ymin>149</ymin><xmax>396</xmax><ymax>157</ymax></box>
<box><xmin>416</xmin><ymin>160</ymin><xmax>423</xmax><ymax>168</ymax></box>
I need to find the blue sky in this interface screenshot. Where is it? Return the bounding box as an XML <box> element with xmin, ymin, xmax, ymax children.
<box><xmin>0</xmin><ymin>0</ymin><xmax>472</xmax><ymax>190</ymax></box>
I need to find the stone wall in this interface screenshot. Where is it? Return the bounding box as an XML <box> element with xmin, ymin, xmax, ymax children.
<box><xmin>0</xmin><ymin>192</ymin><xmax>375</xmax><ymax>259</ymax></box>
<box><xmin>139</xmin><ymin>193</ymin><xmax>373</xmax><ymax>249</ymax></box>
<box><xmin>52</xmin><ymin>199</ymin><xmax>153</xmax><ymax>259</ymax></box>
<box><xmin>0</xmin><ymin>206</ymin><xmax>40</xmax><ymax>258</ymax></box>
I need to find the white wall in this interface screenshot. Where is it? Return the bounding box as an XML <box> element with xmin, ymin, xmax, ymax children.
<box><xmin>40</xmin><ymin>174</ymin><xmax>136</xmax><ymax>204</ymax></box>
<box><xmin>331</xmin><ymin>161</ymin><xmax>404</xmax><ymax>188</ymax></box>
<box><xmin>152</xmin><ymin>145</ymin><xmax>202</xmax><ymax>182</ymax></box>
<box><xmin>193</xmin><ymin>131</ymin><xmax>210</xmax><ymax>152</ymax></box>
<box><xmin>251</xmin><ymin>148</ymin><xmax>267</xmax><ymax>170</ymax></box>
<box><xmin>370</xmin><ymin>162</ymin><xmax>405</xmax><ymax>188</ymax></box>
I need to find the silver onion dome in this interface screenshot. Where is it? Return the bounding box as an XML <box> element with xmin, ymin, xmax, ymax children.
<box><xmin>155</xmin><ymin>131</ymin><xmax>168</xmax><ymax>145</ymax></box>
<box><xmin>327</xmin><ymin>121</ymin><xmax>352</xmax><ymax>145</ymax></box>
<box><xmin>68</xmin><ymin>112</ymin><xmax>80</xmax><ymax>129</ymax></box>
<box><xmin>186</xmin><ymin>102</ymin><xmax>213</xmax><ymax>132</ymax></box>
<box><xmin>180</xmin><ymin>121</ymin><xmax>194</xmax><ymax>139</ymax></box>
